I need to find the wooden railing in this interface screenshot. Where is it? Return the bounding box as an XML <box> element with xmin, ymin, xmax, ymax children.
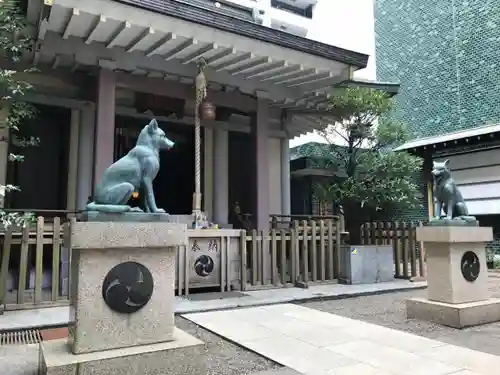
<box><xmin>360</xmin><ymin>221</ymin><xmax>426</xmax><ymax>279</ymax></box>
<box><xmin>240</xmin><ymin>219</ymin><xmax>346</xmax><ymax>290</ymax></box>
<box><xmin>270</xmin><ymin>214</ymin><xmax>346</xmax><ymax>232</ymax></box>
<box><xmin>0</xmin><ymin>216</ymin><xmax>70</xmax><ymax>311</ymax></box>
<box><xmin>0</xmin><ymin>215</ymin><xmax>346</xmax><ymax>311</ymax></box>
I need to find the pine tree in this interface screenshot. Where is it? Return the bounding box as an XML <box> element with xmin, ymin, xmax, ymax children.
<box><xmin>313</xmin><ymin>87</ymin><xmax>423</xmax><ymax>244</ymax></box>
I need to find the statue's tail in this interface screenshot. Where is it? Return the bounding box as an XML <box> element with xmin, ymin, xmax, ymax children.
<box><xmin>86</xmin><ymin>202</ymin><xmax>132</xmax><ymax>213</ymax></box>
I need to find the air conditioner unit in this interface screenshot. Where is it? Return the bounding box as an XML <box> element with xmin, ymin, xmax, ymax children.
<box><xmin>252</xmin><ymin>6</ymin><xmax>266</xmax><ymax>24</ymax></box>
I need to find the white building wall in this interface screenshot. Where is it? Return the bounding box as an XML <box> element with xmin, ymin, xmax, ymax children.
<box><xmin>435</xmin><ymin>149</ymin><xmax>500</xmax><ymax>215</ymax></box>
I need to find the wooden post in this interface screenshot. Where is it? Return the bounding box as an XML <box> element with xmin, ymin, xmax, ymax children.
<box><xmin>291</xmin><ymin>228</ymin><xmax>298</xmax><ymax>283</ymax></box>
<box><xmin>327</xmin><ymin>220</ymin><xmax>334</xmax><ymax>279</ymax></box>
<box><xmin>17</xmin><ymin>226</ymin><xmax>30</xmax><ymax>305</ymax></box>
<box><xmin>409</xmin><ymin>221</ymin><xmax>417</xmax><ymax>277</ymax></box>
<box><xmin>0</xmin><ymin>228</ymin><xmax>13</xmax><ymax>309</ymax></box>
<box><xmin>301</xmin><ymin>220</ymin><xmax>308</xmax><ymax>284</ymax></box>
<box><xmin>280</xmin><ymin>229</ymin><xmax>286</xmax><ymax>285</ymax></box>
<box><xmin>240</xmin><ymin>230</ymin><xmax>247</xmax><ymax>291</ymax></box>
<box><xmin>271</xmin><ymin>229</ymin><xmax>278</xmax><ymax>285</ymax></box>
<box><xmin>310</xmin><ymin>220</ymin><xmax>317</xmax><ymax>282</ymax></box>
<box><xmin>335</xmin><ymin>218</ymin><xmax>341</xmax><ymax>279</ymax></box>
<box><xmin>251</xmin><ymin>230</ymin><xmax>257</xmax><ymax>285</ymax></box>
<box><xmin>402</xmin><ymin>222</ymin><xmax>410</xmax><ymax>278</ymax></box>
<box><xmin>51</xmin><ymin>217</ymin><xmax>61</xmax><ymax>301</ymax></box>
<box><xmin>394</xmin><ymin>221</ymin><xmax>402</xmax><ymax>278</ymax></box>
<box><xmin>418</xmin><ymin>221</ymin><xmax>426</xmax><ymax>277</ymax></box>
<box><xmin>319</xmin><ymin>220</ymin><xmax>326</xmax><ymax>281</ymax></box>
<box><xmin>34</xmin><ymin>217</ymin><xmax>44</xmax><ymax>304</ymax></box>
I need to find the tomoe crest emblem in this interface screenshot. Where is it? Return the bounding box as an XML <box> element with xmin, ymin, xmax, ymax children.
<box><xmin>102</xmin><ymin>261</ymin><xmax>154</xmax><ymax>314</ymax></box>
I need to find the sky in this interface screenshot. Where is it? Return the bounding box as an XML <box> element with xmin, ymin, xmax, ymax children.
<box><xmin>289</xmin><ymin>0</ymin><xmax>376</xmax><ymax>148</ymax></box>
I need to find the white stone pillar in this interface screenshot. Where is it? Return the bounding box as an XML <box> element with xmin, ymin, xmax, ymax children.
<box><xmin>213</xmin><ymin>127</ymin><xmax>229</xmax><ymax>225</ymax></box>
<box><xmin>76</xmin><ymin>106</ymin><xmax>95</xmax><ymax>210</ymax></box>
<box><xmin>281</xmin><ymin>137</ymin><xmax>291</xmax><ymax>216</ymax></box>
<box><xmin>66</xmin><ymin>109</ymin><xmax>80</xmax><ymax>211</ymax></box>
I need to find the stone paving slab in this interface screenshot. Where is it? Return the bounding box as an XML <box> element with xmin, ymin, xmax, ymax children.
<box><xmin>0</xmin><ymin>344</ymin><xmax>39</xmax><ymax>375</ymax></box>
<box><xmin>0</xmin><ymin>280</ymin><xmax>425</xmax><ymax>331</ymax></box>
<box><xmin>183</xmin><ymin>304</ymin><xmax>499</xmax><ymax>375</ymax></box>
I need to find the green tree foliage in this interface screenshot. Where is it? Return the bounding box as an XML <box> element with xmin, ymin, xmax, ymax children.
<box><xmin>0</xmin><ymin>0</ymin><xmax>37</xmax><ymax>226</ymax></box>
<box><xmin>314</xmin><ymin>87</ymin><xmax>423</xmax><ymax>243</ymax></box>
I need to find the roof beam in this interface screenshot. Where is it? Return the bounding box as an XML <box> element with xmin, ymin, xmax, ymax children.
<box><xmin>228</xmin><ymin>57</ymin><xmax>272</xmax><ymax>75</ymax></box>
<box><xmin>212</xmin><ymin>52</ymin><xmax>253</xmax><ymax>72</ymax></box>
<box><xmin>181</xmin><ymin>43</ymin><xmax>217</xmax><ymax>65</ymax></box>
<box><xmin>62</xmin><ymin>8</ymin><xmax>79</xmax><ymax>39</ymax></box>
<box><xmin>163</xmin><ymin>38</ymin><xmax>197</xmax><ymax>61</ymax></box>
<box><xmin>145</xmin><ymin>33</ymin><xmax>177</xmax><ymax>57</ymax></box>
<box><xmin>275</xmin><ymin>70</ymin><xmax>320</xmax><ymax>86</ymax></box>
<box><xmin>126</xmin><ymin>27</ymin><xmax>155</xmax><ymax>52</ymax></box>
<box><xmin>206</xmin><ymin>48</ymin><xmax>236</xmax><ymax>66</ymax></box>
<box><xmin>85</xmin><ymin>15</ymin><xmax>107</xmax><ymax>45</ymax></box>
<box><xmin>287</xmin><ymin>72</ymin><xmax>333</xmax><ymax>88</ymax></box>
<box><xmin>115</xmin><ymin>72</ymin><xmax>257</xmax><ymax>113</ymax></box>
<box><xmin>244</xmin><ymin>61</ymin><xmax>289</xmax><ymax>79</ymax></box>
<box><xmin>106</xmin><ymin>21</ymin><xmax>132</xmax><ymax>49</ymax></box>
<box><xmin>42</xmin><ymin>32</ymin><xmax>303</xmax><ymax>102</ymax></box>
<box><xmin>262</xmin><ymin>67</ymin><xmax>313</xmax><ymax>83</ymax></box>
<box><xmin>269</xmin><ymin>99</ymin><xmax>295</xmax><ymax>108</ymax></box>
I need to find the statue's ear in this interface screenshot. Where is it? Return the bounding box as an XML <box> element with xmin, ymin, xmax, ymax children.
<box><xmin>148</xmin><ymin>119</ymin><xmax>158</xmax><ymax>134</ymax></box>
<box><xmin>444</xmin><ymin>159</ymin><xmax>450</xmax><ymax>168</ymax></box>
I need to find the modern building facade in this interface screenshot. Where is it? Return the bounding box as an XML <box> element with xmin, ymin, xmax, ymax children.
<box><xmin>219</xmin><ymin>0</ymin><xmax>317</xmax><ymax>38</ymax></box>
<box><xmin>375</xmin><ymin>0</ymin><xmax>500</xmax><ymax>251</ymax></box>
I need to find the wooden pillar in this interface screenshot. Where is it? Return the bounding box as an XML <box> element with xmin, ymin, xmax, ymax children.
<box><xmin>66</xmin><ymin>108</ymin><xmax>80</xmax><ymax>211</ymax></box>
<box><xmin>281</xmin><ymin>139</ymin><xmax>291</xmax><ymax>217</ymax></box>
<box><xmin>252</xmin><ymin>91</ymin><xmax>270</xmax><ymax>231</ymax></box>
<box><xmin>213</xmin><ymin>127</ymin><xmax>229</xmax><ymax>224</ymax></box>
<box><xmin>76</xmin><ymin>105</ymin><xmax>95</xmax><ymax>210</ymax></box>
<box><xmin>93</xmin><ymin>69</ymin><xmax>116</xmax><ymax>186</ymax></box>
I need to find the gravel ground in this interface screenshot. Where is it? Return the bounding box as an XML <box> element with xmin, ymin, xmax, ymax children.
<box><xmin>175</xmin><ymin>316</ymin><xmax>282</xmax><ymax>375</ymax></box>
<box><xmin>299</xmin><ymin>274</ymin><xmax>500</xmax><ymax>356</ymax></box>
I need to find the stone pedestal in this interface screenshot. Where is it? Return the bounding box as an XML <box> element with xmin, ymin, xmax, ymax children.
<box><xmin>39</xmin><ymin>220</ymin><xmax>204</xmax><ymax>375</ymax></box>
<box><xmin>406</xmin><ymin>225</ymin><xmax>500</xmax><ymax>328</ymax></box>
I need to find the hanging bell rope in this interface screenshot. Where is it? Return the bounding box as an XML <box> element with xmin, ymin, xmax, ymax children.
<box><xmin>192</xmin><ymin>58</ymin><xmax>208</xmax><ymax>223</ymax></box>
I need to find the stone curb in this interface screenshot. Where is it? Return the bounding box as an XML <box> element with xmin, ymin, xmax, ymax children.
<box><xmin>177</xmin><ymin>283</ymin><xmax>428</xmax><ymax>315</ymax></box>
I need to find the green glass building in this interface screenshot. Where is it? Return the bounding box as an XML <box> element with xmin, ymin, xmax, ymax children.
<box><xmin>375</xmin><ymin>0</ymin><xmax>500</xmax><ymax>253</ymax></box>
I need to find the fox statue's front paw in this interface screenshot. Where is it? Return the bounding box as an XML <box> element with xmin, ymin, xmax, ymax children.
<box><xmin>154</xmin><ymin>208</ymin><xmax>166</xmax><ymax>214</ymax></box>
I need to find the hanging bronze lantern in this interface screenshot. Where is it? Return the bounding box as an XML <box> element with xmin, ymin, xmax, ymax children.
<box><xmin>200</xmin><ymin>100</ymin><xmax>216</xmax><ymax>121</ymax></box>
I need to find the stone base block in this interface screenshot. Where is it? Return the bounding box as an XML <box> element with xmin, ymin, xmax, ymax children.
<box><xmin>406</xmin><ymin>297</ymin><xmax>500</xmax><ymax>328</ymax></box>
<box><xmin>40</xmin><ymin>328</ymin><xmax>204</xmax><ymax>375</ymax></box>
<box><xmin>81</xmin><ymin>211</ymin><xmax>174</xmax><ymax>222</ymax></box>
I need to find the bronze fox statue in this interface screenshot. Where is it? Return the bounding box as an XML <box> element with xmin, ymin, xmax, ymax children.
<box><xmin>432</xmin><ymin>159</ymin><xmax>472</xmax><ymax>220</ymax></box>
<box><xmin>87</xmin><ymin>119</ymin><xmax>174</xmax><ymax>213</ymax></box>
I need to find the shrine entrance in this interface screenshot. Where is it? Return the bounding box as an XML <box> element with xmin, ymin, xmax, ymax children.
<box><xmin>114</xmin><ymin>115</ymin><xmax>199</xmax><ymax>215</ymax></box>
